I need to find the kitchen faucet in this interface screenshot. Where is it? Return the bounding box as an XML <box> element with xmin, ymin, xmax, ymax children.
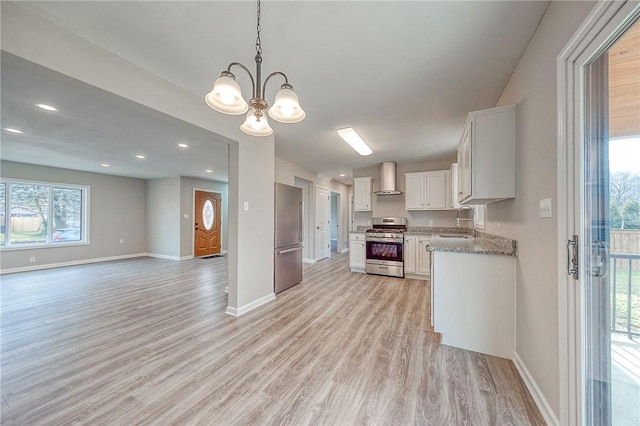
<box><xmin>456</xmin><ymin>205</ymin><xmax>474</xmax><ymax>227</ymax></box>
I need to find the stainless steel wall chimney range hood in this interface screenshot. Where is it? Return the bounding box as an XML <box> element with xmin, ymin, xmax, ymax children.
<box><xmin>374</xmin><ymin>162</ymin><xmax>403</xmax><ymax>195</ymax></box>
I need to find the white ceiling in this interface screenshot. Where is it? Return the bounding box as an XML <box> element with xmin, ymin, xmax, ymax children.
<box><xmin>1</xmin><ymin>1</ymin><xmax>550</xmax><ymax>184</ymax></box>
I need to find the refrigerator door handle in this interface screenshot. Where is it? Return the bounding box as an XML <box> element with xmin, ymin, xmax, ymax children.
<box><xmin>278</xmin><ymin>246</ymin><xmax>303</xmax><ymax>255</ymax></box>
<box><xmin>299</xmin><ymin>201</ymin><xmax>303</xmax><ymax>243</ymax></box>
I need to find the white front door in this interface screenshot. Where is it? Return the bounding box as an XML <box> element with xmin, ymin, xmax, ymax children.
<box><xmin>315</xmin><ymin>186</ymin><xmax>331</xmax><ymax>261</ymax></box>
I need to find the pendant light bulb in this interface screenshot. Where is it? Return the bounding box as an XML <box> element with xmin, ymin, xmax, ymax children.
<box><xmin>241</xmin><ymin>108</ymin><xmax>273</xmax><ymax>137</ymax></box>
<box><xmin>268</xmin><ymin>85</ymin><xmax>305</xmax><ymax>123</ymax></box>
<box><xmin>205</xmin><ymin>73</ymin><xmax>248</xmax><ymax>115</ymax></box>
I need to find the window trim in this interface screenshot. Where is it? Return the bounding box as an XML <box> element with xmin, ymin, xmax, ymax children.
<box><xmin>0</xmin><ymin>178</ymin><xmax>90</xmax><ymax>250</ymax></box>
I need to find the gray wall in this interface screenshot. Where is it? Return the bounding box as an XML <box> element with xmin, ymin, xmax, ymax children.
<box><xmin>487</xmin><ymin>1</ymin><xmax>596</xmax><ymax>418</ymax></box>
<box><xmin>179</xmin><ymin>176</ymin><xmax>229</xmax><ymax>257</ymax></box>
<box><xmin>352</xmin><ymin>155</ymin><xmax>458</xmax><ymax>228</ymax></box>
<box><xmin>0</xmin><ymin>160</ymin><xmax>146</xmax><ymax>270</ymax></box>
<box><xmin>146</xmin><ymin>177</ymin><xmax>181</xmax><ymax>258</ymax></box>
<box><xmin>276</xmin><ymin>157</ymin><xmax>350</xmax><ymax>258</ymax></box>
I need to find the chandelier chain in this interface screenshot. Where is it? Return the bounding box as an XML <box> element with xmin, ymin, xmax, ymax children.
<box><xmin>255</xmin><ymin>0</ymin><xmax>262</xmax><ymax>56</ymax></box>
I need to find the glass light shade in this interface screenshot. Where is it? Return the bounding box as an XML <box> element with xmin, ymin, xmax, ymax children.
<box><xmin>337</xmin><ymin>127</ymin><xmax>373</xmax><ymax>156</ymax></box>
<box><xmin>268</xmin><ymin>87</ymin><xmax>305</xmax><ymax>123</ymax></box>
<box><xmin>204</xmin><ymin>75</ymin><xmax>248</xmax><ymax>115</ymax></box>
<box><xmin>240</xmin><ymin>109</ymin><xmax>273</xmax><ymax>137</ymax></box>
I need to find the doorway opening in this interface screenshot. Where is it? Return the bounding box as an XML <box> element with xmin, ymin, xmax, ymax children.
<box><xmin>331</xmin><ymin>192</ymin><xmax>339</xmax><ymax>255</ymax></box>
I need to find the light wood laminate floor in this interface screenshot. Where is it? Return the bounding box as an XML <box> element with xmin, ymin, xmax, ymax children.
<box><xmin>1</xmin><ymin>254</ymin><xmax>544</xmax><ymax>425</ymax></box>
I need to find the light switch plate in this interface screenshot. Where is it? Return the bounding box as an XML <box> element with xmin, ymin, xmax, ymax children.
<box><xmin>539</xmin><ymin>198</ymin><xmax>552</xmax><ymax>218</ymax></box>
<box><xmin>244</xmin><ymin>201</ymin><xmax>249</xmax><ymax>212</ymax></box>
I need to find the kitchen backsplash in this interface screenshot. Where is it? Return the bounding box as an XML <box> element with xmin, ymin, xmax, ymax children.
<box><xmin>354</xmin><ymin>209</ymin><xmax>458</xmax><ymax>228</ymax></box>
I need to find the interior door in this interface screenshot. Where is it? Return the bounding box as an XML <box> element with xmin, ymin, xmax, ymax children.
<box><xmin>194</xmin><ymin>191</ymin><xmax>221</xmax><ymax>257</ymax></box>
<box><xmin>315</xmin><ymin>186</ymin><xmax>330</xmax><ymax>261</ymax></box>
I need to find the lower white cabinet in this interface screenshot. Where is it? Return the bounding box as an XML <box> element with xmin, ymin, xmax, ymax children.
<box><xmin>349</xmin><ymin>233</ymin><xmax>366</xmax><ymax>273</ymax></box>
<box><xmin>404</xmin><ymin>235</ymin><xmax>431</xmax><ymax>279</ymax></box>
<box><xmin>431</xmin><ymin>251</ymin><xmax>515</xmax><ymax>359</ymax></box>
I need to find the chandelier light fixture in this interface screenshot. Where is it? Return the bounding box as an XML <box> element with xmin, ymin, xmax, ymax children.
<box><xmin>204</xmin><ymin>0</ymin><xmax>305</xmax><ymax>137</ymax></box>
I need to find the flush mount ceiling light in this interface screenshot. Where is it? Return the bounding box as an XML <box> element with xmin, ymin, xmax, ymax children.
<box><xmin>178</xmin><ymin>143</ymin><xmax>189</xmax><ymax>148</ymax></box>
<box><xmin>3</xmin><ymin>128</ymin><xmax>24</xmax><ymax>134</ymax></box>
<box><xmin>337</xmin><ymin>128</ymin><xmax>373</xmax><ymax>156</ymax></box>
<box><xmin>204</xmin><ymin>0</ymin><xmax>305</xmax><ymax>137</ymax></box>
<box><xmin>136</xmin><ymin>155</ymin><xmax>145</xmax><ymax>159</ymax></box>
<box><xmin>36</xmin><ymin>103</ymin><xmax>58</xmax><ymax>112</ymax></box>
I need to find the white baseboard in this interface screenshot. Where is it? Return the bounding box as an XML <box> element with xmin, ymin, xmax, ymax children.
<box><xmin>0</xmin><ymin>253</ymin><xmax>146</xmax><ymax>275</ymax></box>
<box><xmin>225</xmin><ymin>292</ymin><xmax>276</xmax><ymax>317</ymax></box>
<box><xmin>303</xmin><ymin>258</ymin><xmax>316</xmax><ymax>264</ymax></box>
<box><xmin>145</xmin><ymin>253</ymin><xmax>182</xmax><ymax>261</ymax></box>
<box><xmin>341</xmin><ymin>248</ymin><xmax>349</xmax><ymax>254</ymax></box>
<box><xmin>180</xmin><ymin>255</ymin><xmax>194</xmax><ymax>260</ymax></box>
<box><xmin>513</xmin><ymin>352</ymin><xmax>558</xmax><ymax>426</ymax></box>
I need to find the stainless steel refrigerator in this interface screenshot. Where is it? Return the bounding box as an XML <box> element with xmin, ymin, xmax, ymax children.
<box><xmin>274</xmin><ymin>182</ymin><xmax>303</xmax><ymax>294</ymax></box>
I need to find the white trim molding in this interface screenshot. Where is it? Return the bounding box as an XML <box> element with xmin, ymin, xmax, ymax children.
<box><xmin>0</xmin><ymin>253</ymin><xmax>146</xmax><ymax>275</ymax></box>
<box><xmin>514</xmin><ymin>352</ymin><xmax>559</xmax><ymax>426</ymax></box>
<box><xmin>303</xmin><ymin>258</ymin><xmax>317</xmax><ymax>264</ymax></box>
<box><xmin>557</xmin><ymin>2</ymin><xmax>640</xmax><ymax>425</ymax></box>
<box><xmin>145</xmin><ymin>253</ymin><xmax>183</xmax><ymax>261</ymax></box>
<box><xmin>225</xmin><ymin>292</ymin><xmax>276</xmax><ymax>317</ymax></box>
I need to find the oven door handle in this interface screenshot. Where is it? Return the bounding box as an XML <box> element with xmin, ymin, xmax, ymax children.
<box><xmin>366</xmin><ymin>237</ymin><xmax>404</xmax><ymax>243</ymax></box>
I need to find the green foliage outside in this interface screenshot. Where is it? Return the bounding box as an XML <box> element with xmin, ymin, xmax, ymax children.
<box><xmin>1</xmin><ymin>183</ymin><xmax>82</xmax><ymax>245</ymax></box>
<box><xmin>610</xmin><ymin>171</ymin><xmax>640</xmax><ymax>229</ymax></box>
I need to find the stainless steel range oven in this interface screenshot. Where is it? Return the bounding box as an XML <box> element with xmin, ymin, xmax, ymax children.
<box><xmin>365</xmin><ymin>217</ymin><xmax>407</xmax><ymax>278</ymax></box>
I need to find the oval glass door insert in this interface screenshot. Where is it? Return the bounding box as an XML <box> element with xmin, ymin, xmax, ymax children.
<box><xmin>203</xmin><ymin>199</ymin><xmax>214</xmax><ymax>231</ymax></box>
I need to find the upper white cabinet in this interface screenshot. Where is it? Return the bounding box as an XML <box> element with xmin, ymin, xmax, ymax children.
<box><xmin>457</xmin><ymin>105</ymin><xmax>516</xmax><ymax>205</ymax></box>
<box><xmin>353</xmin><ymin>177</ymin><xmax>372</xmax><ymax>211</ymax></box>
<box><xmin>450</xmin><ymin>163</ymin><xmax>460</xmax><ymax>209</ymax></box>
<box><xmin>405</xmin><ymin>170</ymin><xmax>450</xmax><ymax>210</ymax></box>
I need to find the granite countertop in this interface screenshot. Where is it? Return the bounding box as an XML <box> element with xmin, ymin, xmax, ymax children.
<box><xmin>351</xmin><ymin>226</ymin><xmax>516</xmax><ymax>256</ymax></box>
<box><xmin>427</xmin><ymin>231</ymin><xmax>517</xmax><ymax>257</ymax></box>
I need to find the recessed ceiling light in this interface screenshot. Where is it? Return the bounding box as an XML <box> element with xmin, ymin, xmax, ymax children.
<box><xmin>340</xmin><ymin>173</ymin><xmax>346</xmax><ymax>177</ymax></box>
<box><xmin>36</xmin><ymin>103</ymin><xmax>58</xmax><ymax>112</ymax></box>
<box><xmin>136</xmin><ymin>155</ymin><xmax>145</xmax><ymax>159</ymax></box>
<box><xmin>3</xmin><ymin>128</ymin><xmax>24</xmax><ymax>134</ymax></box>
<box><xmin>178</xmin><ymin>143</ymin><xmax>188</xmax><ymax>148</ymax></box>
<box><xmin>101</xmin><ymin>163</ymin><xmax>110</xmax><ymax>167</ymax></box>
<box><xmin>337</xmin><ymin>128</ymin><xmax>373</xmax><ymax>156</ymax></box>
<box><xmin>205</xmin><ymin>169</ymin><xmax>213</xmax><ymax>173</ymax></box>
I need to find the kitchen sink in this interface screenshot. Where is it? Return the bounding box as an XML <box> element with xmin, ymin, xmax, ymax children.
<box><xmin>438</xmin><ymin>234</ymin><xmax>472</xmax><ymax>239</ymax></box>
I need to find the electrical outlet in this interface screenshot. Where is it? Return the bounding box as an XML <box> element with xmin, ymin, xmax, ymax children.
<box><xmin>119</xmin><ymin>239</ymin><xmax>124</xmax><ymax>244</ymax></box>
<box><xmin>29</xmin><ymin>256</ymin><xmax>36</xmax><ymax>263</ymax></box>
<box><xmin>244</xmin><ymin>201</ymin><xmax>249</xmax><ymax>211</ymax></box>
<box><xmin>429</xmin><ymin>220</ymin><xmax>434</xmax><ymax>226</ymax></box>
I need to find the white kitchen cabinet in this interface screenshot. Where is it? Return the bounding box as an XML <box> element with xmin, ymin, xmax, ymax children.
<box><xmin>431</xmin><ymin>251</ymin><xmax>515</xmax><ymax>359</ymax></box>
<box><xmin>404</xmin><ymin>173</ymin><xmax>426</xmax><ymax>210</ymax></box>
<box><xmin>404</xmin><ymin>234</ymin><xmax>431</xmax><ymax>280</ymax></box>
<box><xmin>404</xmin><ymin>235</ymin><xmax>417</xmax><ymax>274</ymax></box>
<box><xmin>449</xmin><ymin>163</ymin><xmax>460</xmax><ymax>209</ymax></box>
<box><xmin>457</xmin><ymin>104</ymin><xmax>516</xmax><ymax>205</ymax></box>
<box><xmin>404</xmin><ymin>171</ymin><xmax>449</xmax><ymax>211</ymax></box>
<box><xmin>349</xmin><ymin>233</ymin><xmax>366</xmax><ymax>273</ymax></box>
<box><xmin>353</xmin><ymin>177</ymin><xmax>372</xmax><ymax>212</ymax></box>
<box><xmin>418</xmin><ymin>237</ymin><xmax>431</xmax><ymax>275</ymax></box>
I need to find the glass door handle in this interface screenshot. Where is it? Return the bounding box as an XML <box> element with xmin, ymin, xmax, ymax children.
<box><xmin>567</xmin><ymin>235</ymin><xmax>578</xmax><ymax>279</ymax></box>
<box><xmin>590</xmin><ymin>240</ymin><xmax>609</xmax><ymax>278</ymax></box>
